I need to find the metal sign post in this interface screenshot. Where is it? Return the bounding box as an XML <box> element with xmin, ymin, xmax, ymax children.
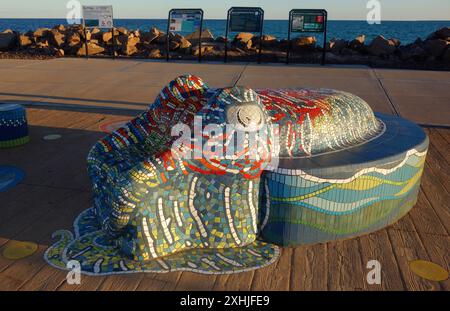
<box><xmin>225</xmin><ymin>7</ymin><xmax>264</xmax><ymax>64</ymax></box>
<box><xmin>286</xmin><ymin>9</ymin><xmax>327</xmax><ymax>65</ymax></box>
<box><xmin>82</xmin><ymin>5</ymin><xmax>114</xmax><ymax>59</ymax></box>
<box><xmin>166</xmin><ymin>9</ymin><xmax>204</xmax><ymax>62</ymax></box>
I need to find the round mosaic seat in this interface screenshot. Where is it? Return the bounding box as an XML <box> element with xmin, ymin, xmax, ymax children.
<box><xmin>0</xmin><ymin>103</ymin><xmax>29</xmax><ymax>148</ymax></box>
<box><xmin>259</xmin><ymin>115</ymin><xmax>427</xmax><ymax>246</ymax></box>
<box><xmin>257</xmin><ymin>89</ymin><xmax>428</xmax><ymax>246</ymax></box>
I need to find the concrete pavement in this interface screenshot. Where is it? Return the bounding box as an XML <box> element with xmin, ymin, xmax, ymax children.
<box><xmin>0</xmin><ymin>58</ymin><xmax>448</xmax><ymax>126</ymax></box>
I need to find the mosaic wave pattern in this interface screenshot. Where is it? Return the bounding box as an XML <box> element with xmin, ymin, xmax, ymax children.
<box><xmin>45</xmin><ymin>75</ymin><xmax>428</xmax><ymax>275</ymax></box>
<box><xmin>259</xmin><ymin>150</ymin><xmax>427</xmax><ymax>246</ymax></box>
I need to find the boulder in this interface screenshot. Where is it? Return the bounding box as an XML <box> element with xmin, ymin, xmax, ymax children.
<box><xmin>66</xmin><ymin>32</ymin><xmax>81</xmax><ymax>47</ymax></box>
<box><xmin>191</xmin><ymin>45</ymin><xmax>214</xmax><ymax>56</ymax></box>
<box><xmin>90</xmin><ymin>28</ymin><xmax>103</xmax><ymax>40</ymax></box>
<box><xmin>234</xmin><ymin>32</ymin><xmax>254</xmax><ymax>43</ymax></box>
<box><xmin>142</xmin><ymin>28</ymin><xmax>160</xmax><ymax>44</ymax></box>
<box><xmin>76</xmin><ymin>42</ymin><xmax>105</xmax><ymax>56</ymax></box>
<box><xmin>432</xmin><ymin>27</ymin><xmax>450</xmax><ymax>40</ymax></box>
<box><xmin>102</xmin><ymin>31</ymin><xmax>113</xmax><ymax>43</ymax></box>
<box><xmin>443</xmin><ymin>48</ymin><xmax>450</xmax><ymax>63</ymax></box>
<box><xmin>291</xmin><ymin>36</ymin><xmax>317</xmax><ymax>51</ymax></box>
<box><xmin>349</xmin><ymin>35</ymin><xmax>365</xmax><ymax>50</ymax></box>
<box><xmin>425</xmin><ymin>39</ymin><xmax>448</xmax><ymax>58</ymax></box>
<box><xmin>178</xmin><ymin>37</ymin><xmax>192</xmax><ymax>50</ymax></box>
<box><xmin>56</xmin><ymin>48</ymin><xmax>65</xmax><ymax>57</ymax></box>
<box><xmin>18</xmin><ymin>34</ymin><xmax>33</xmax><ymax>47</ymax></box>
<box><xmin>147</xmin><ymin>48</ymin><xmax>162</xmax><ymax>58</ymax></box>
<box><xmin>367</xmin><ymin>35</ymin><xmax>396</xmax><ymax>56</ymax></box>
<box><xmin>329</xmin><ymin>38</ymin><xmax>348</xmax><ymax>53</ymax></box>
<box><xmin>53</xmin><ymin>24</ymin><xmax>66</xmax><ymax>33</ymax></box>
<box><xmin>253</xmin><ymin>35</ymin><xmax>278</xmax><ymax>48</ymax></box>
<box><xmin>389</xmin><ymin>38</ymin><xmax>401</xmax><ymax>47</ymax></box>
<box><xmin>48</xmin><ymin>29</ymin><xmax>65</xmax><ymax>48</ymax></box>
<box><xmin>399</xmin><ymin>43</ymin><xmax>427</xmax><ymax>61</ymax></box>
<box><xmin>0</xmin><ymin>29</ymin><xmax>17</xmax><ymax>51</ymax></box>
<box><xmin>118</xmin><ymin>35</ymin><xmax>140</xmax><ymax>55</ymax></box>
<box><xmin>33</xmin><ymin>28</ymin><xmax>50</xmax><ymax>39</ymax></box>
<box><xmin>185</xmin><ymin>29</ymin><xmax>215</xmax><ymax>42</ymax></box>
<box><xmin>216</xmin><ymin>36</ymin><xmax>227</xmax><ymax>43</ymax></box>
<box><xmin>234</xmin><ymin>39</ymin><xmax>253</xmax><ymax>50</ymax></box>
<box><xmin>116</xmin><ymin>27</ymin><xmax>128</xmax><ymax>36</ymax></box>
<box><xmin>169</xmin><ymin>40</ymin><xmax>180</xmax><ymax>51</ymax></box>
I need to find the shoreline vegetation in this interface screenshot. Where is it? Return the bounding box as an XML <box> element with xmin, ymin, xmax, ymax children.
<box><xmin>0</xmin><ymin>25</ymin><xmax>449</xmax><ymax>70</ymax></box>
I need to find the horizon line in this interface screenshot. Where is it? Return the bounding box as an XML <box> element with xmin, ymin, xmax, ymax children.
<box><xmin>1</xmin><ymin>17</ymin><xmax>450</xmax><ymax>22</ymax></box>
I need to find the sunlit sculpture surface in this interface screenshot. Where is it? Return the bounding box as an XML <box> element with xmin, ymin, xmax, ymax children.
<box><xmin>45</xmin><ymin>75</ymin><xmax>427</xmax><ymax>275</ymax></box>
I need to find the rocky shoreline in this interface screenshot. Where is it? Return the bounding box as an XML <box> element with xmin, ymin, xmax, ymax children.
<box><xmin>0</xmin><ymin>25</ymin><xmax>449</xmax><ymax>70</ymax></box>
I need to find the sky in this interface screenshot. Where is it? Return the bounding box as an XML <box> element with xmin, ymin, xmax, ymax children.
<box><xmin>0</xmin><ymin>0</ymin><xmax>449</xmax><ymax>20</ymax></box>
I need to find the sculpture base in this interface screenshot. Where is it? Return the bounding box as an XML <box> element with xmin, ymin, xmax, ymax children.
<box><xmin>259</xmin><ymin>113</ymin><xmax>428</xmax><ymax>246</ymax></box>
<box><xmin>45</xmin><ymin>207</ymin><xmax>280</xmax><ymax>275</ymax></box>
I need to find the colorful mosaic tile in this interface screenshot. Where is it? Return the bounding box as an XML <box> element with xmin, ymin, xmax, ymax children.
<box><xmin>44</xmin><ymin>75</ymin><xmax>428</xmax><ymax>275</ymax></box>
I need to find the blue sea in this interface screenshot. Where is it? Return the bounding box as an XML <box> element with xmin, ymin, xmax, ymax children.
<box><xmin>1</xmin><ymin>19</ymin><xmax>449</xmax><ymax>44</ymax></box>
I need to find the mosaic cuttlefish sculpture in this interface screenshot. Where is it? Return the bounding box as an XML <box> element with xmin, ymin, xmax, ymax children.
<box><xmin>45</xmin><ymin>74</ymin><xmax>389</xmax><ymax>275</ymax></box>
<box><xmin>46</xmin><ymin>75</ymin><xmax>281</xmax><ymax>274</ymax></box>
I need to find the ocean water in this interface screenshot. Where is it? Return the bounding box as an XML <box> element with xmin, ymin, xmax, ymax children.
<box><xmin>1</xmin><ymin>19</ymin><xmax>449</xmax><ymax>44</ymax></box>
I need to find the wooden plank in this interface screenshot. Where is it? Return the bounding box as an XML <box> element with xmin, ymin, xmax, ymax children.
<box><xmin>250</xmin><ymin>248</ymin><xmax>292</xmax><ymax>291</ymax></box>
<box><xmin>290</xmin><ymin>243</ymin><xmax>328</xmax><ymax>290</ymax></box>
<box><xmin>326</xmin><ymin>239</ymin><xmax>368</xmax><ymax>291</ymax></box>
<box><xmin>436</xmin><ymin>128</ymin><xmax>450</xmax><ymax>146</ymax></box>
<box><xmin>415</xmin><ymin>232</ymin><xmax>450</xmax><ymax>291</ymax></box>
<box><xmin>135</xmin><ymin>273</ymin><xmax>183</xmax><ymax>291</ymax></box>
<box><xmin>173</xmin><ymin>272</ymin><xmax>217</xmax><ymax>291</ymax></box>
<box><xmin>98</xmin><ymin>274</ymin><xmax>146</xmax><ymax>291</ymax></box>
<box><xmin>358</xmin><ymin>229</ymin><xmax>406</xmax><ymax>290</ymax></box>
<box><xmin>0</xmin><ymin>190</ymin><xmax>90</xmax><ymax>291</ymax></box>
<box><xmin>426</xmin><ymin>129</ymin><xmax>450</xmax><ymax>166</ymax></box>
<box><xmin>416</xmin><ymin>167</ymin><xmax>450</xmax><ymax>234</ymax></box>
<box><xmin>387</xmin><ymin>214</ymin><xmax>442</xmax><ymax>291</ymax></box>
<box><xmin>424</xmin><ymin>138</ymin><xmax>450</xmax><ymax>193</ymax></box>
<box><xmin>410</xmin><ymin>191</ymin><xmax>450</xmax><ymax>291</ymax></box>
<box><xmin>213</xmin><ymin>271</ymin><xmax>255</xmax><ymax>291</ymax></box>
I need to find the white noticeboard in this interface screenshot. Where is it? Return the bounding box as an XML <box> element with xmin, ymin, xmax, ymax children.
<box><xmin>82</xmin><ymin>5</ymin><xmax>114</xmax><ymax>28</ymax></box>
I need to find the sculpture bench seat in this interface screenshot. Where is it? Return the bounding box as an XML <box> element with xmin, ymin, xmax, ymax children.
<box><xmin>259</xmin><ymin>113</ymin><xmax>428</xmax><ymax>246</ymax></box>
<box><xmin>45</xmin><ymin>75</ymin><xmax>428</xmax><ymax>275</ymax></box>
<box><xmin>0</xmin><ymin>103</ymin><xmax>29</xmax><ymax>148</ymax></box>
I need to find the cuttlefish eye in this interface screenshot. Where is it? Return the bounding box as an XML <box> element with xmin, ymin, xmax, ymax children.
<box><xmin>227</xmin><ymin>103</ymin><xmax>265</xmax><ymax>131</ymax></box>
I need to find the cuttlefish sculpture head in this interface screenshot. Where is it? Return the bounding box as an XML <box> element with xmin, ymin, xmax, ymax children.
<box><xmin>116</xmin><ymin>85</ymin><xmax>277</xmax><ymax>260</ymax></box>
<box><xmin>45</xmin><ymin>75</ymin><xmax>280</xmax><ymax>275</ymax></box>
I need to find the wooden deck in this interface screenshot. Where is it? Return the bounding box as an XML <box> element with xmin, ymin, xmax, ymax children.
<box><xmin>0</xmin><ymin>107</ymin><xmax>449</xmax><ymax>291</ymax></box>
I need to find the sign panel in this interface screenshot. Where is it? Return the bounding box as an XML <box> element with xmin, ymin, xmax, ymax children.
<box><xmin>287</xmin><ymin>9</ymin><xmax>328</xmax><ymax>65</ymax></box>
<box><xmin>166</xmin><ymin>9</ymin><xmax>204</xmax><ymax>62</ymax></box>
<box><xmin>169</xmin><ymin>10</ymin><xmax>202</xmax><ymax>33</ymax></box>
<box><xmin>229</xmin><ymin>8</ymin><xmax>263</xmax><ymax>33</ymax></box>
<box><xmin>291</xmin><ymin>11</ymin><xmax>325</xmax><ymax>33</ymax></box>
<box><xmin>82</xmin><ymin>5</ymin><xmax>114</xmax><ymax>28</ymax></box>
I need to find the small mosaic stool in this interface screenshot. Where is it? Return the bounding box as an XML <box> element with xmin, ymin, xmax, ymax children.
<box><xmin>0</xmin><ymin>104</ymin><xmax>29</xmax><ymax>148</ymax></box>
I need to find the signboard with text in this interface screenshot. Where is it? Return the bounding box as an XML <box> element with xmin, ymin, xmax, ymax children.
<box><xmin>229</xmin><ymin>8</ymin><xmax>263</xmax><ymax>33</ymax></box>
<box><xmin>291</xmin><ymin>11</ymin><xmax>325</xmax><ymax>33</ymax></box>
<box><xmin>169</xmin><ymin>10</ymin><xmax>202</xmax><ymax>33</ymax></box>
<box><xmin>166</xmin><ymin>9</ymin><xmax>204</xmax><ymax>62</ymax></box>
<box><xmin>225</xmin><ymin>7</ymin><xmax>264</xmax><ymax>63</ymax></box>
<box><xmin>82</xmin><ymin>5</ymin><xmax>114</xmax><ymax>28</ymax></box>
<box><xmin>287</xmin><ymin>9</ymin><xmax>328</xmax><ymax>65</ymax></box>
